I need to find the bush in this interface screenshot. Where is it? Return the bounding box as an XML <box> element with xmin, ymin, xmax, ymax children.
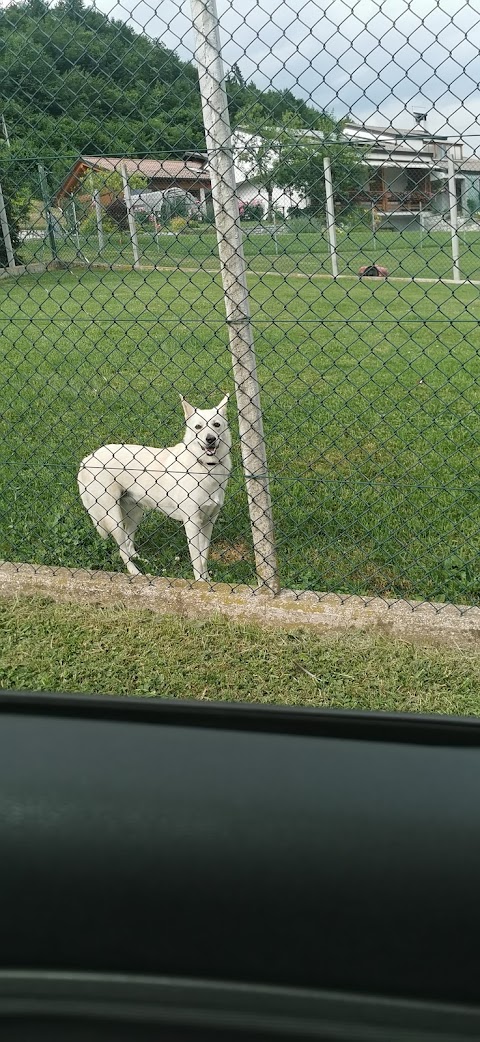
<box><xmin>81</xmin><ymin>210</ymin><xmax>118</xmax><ymax>236</ymax></box>
<box><xmin>160</xmin><ymin>195</ymin><xmax>190</xmax><ymax>223</ymax></box>
<box><xmin>135</xmin><ymin>211</ymin><xmax>154</xmax><ymax>229</ymax></box>
<box><xmin>287</xmin><ymin>215</ymin><xmax>324</xmax><ymax>233</ymax></box>
<box><xmin>80</xmin><ymin>212</ymin><xmax>96</xmax><ymax>236</ymax></box>
<box><xmin>240</xmin><ymin>201</ymin><xmax>264</xmax><ymax>221</ymax></box>
<box><xmin>105</xmin><ymin>197</ymin><xmax>129</xmax><ymax>231</ymax></box>
<box><xmin>287</xmin><ymin>205</ymin><xmax>306</xmax><ymax>219</ymax></box>
<box><xmin>337</xmin><ymin>206</ymin><xmax>376</xmax><ymax>230</ymax></box>
<box><xmin>169</xmin><ymin>216</ymin><xmax>188</xmax><ymax>234</ymax></box>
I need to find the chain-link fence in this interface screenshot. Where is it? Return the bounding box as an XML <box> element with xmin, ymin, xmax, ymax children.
<box><xmin>0</xmin><ymin>0</ymin><xmax>479</xmax><ymax>610</ymax></box>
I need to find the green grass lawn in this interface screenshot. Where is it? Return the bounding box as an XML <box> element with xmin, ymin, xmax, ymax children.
<box><xmin>0</xmin><ymin>263</ymin><xmax>479</xmax><ymax>604</ymax></box>
<box><xmin>21</xmin><ymin>224</ymin><xmax>480</xmax><ymax>281</ymax></box>
<box><xmin>1</xmin><ymin>598</ymin><xmax>480</xmax><ymax>711</ymax></box>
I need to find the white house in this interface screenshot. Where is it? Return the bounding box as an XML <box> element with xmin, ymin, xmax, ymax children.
<box><xmin>232</xmin><ymin>119</ymin><xmax>465</xmax><ymax>226</ymax></box>
<box><xmin>342</xmin><ymin>120</ymin><xmax>464</xmax><ymax>226</ymax></box>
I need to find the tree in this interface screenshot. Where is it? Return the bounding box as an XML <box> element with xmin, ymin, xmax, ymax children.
<box><xmin>233</xmin><ymin>105</ymin><xmax>346</xmax><ymax>220</ymax></box>
<box><xmin>70</xmin><ymin>168</ymin><xmax>148</xmax><ymax>231</ymax></box>
<box><xmin>0</xmin><ymin>0</ymin><xmax>331</xmax><ymax>196</ymax></box>
<box><xmin>87</xmin><ymin>169</ymin><xmax>148</xmax><ymax>194</ymax></box>
<box><xmin>275</xmin><ymin>129</ymin><xmax>368</xmax><ymax>219</ymax></box>
<box><xmin>230</xmin><ymin>63</ymin><xmax>245</xmax><ymax>89</ymax></box>
<box><xmin>0</xmin><ymin>144</ymin><xmax>31</xmax><ymax>265</ymax></box>
<box><xmin>234</xmin><ymin>103</ymin><xmax>287</xmax><ymax>220</ymax></box>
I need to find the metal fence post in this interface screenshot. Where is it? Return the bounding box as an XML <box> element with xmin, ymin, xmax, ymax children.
<box><xmin>190</xmin><ymin>0</ymin><xmax>280</xmax><ymax>594</ymax></box>
<box><xmin>121</xmin><ymin>163</ymin><xmax>140</xmax><ymax>270</ymax></box>
<box><xmin>0</xmin><ymin>181</ymin><xmax>15</xmax><ymax>270</ymax></box>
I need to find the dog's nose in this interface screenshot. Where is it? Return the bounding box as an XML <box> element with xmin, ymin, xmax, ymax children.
<box><xmin>205</xmin><ymin>433</ymin><xmax>216</xmax><ymax>445</ymax></box>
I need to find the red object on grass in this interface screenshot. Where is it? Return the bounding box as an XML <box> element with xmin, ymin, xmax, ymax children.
<box><xmin>358</xmin><ymin>264</ymin><xmax>389</xmax><ymax>277</ymax></box>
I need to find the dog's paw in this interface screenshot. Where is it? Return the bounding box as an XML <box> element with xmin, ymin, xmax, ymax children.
<box><xmin>126</xmin><ymin>560</ymin><xmax>142</xmax><ymax>577</ymax></box>
<box><xmin>128</xmin><ymin>555</ymin><xmax>152</xmax><ymax>576</ymax></box>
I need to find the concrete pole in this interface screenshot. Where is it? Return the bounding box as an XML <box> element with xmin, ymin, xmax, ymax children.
<box><xmin>447</xmin><ymin>146</ymin><xmax>460</xmax><ymax>282</ymax></box>
<box><xmin>121</xmin><ymin>163</ymin><xmax>140</xmax><ymax>270</ymax></box>
<box><xmin>38</xmin><ymin>163</ymin><xmax>58</xmax><ymax>262</ymax></box>
<box><xmin>0</xmin><ymin>181</ymin><xmax>15</xmax><ymax>269</ymax></box>
<box><xmin>190</xmin><ymin>0</ymin><xmax>279</xmax><ymax>593</ymax></box>
<box><xmin>1</xmin><ymin>114</ymin><xmax>10</xmax><ymax>149</ymax></box>
<box><xmin>93</xmin><ymin>190</ymin><xmax>105</xmax><ymax>252</ymax></box>
<box><xmin>323</xmin><ymin>156</ymin><xmax>338</xmax><ymax>277</ymax></box>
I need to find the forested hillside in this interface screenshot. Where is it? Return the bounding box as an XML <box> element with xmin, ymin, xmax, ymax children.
<box><xmin>0</xmin><ymin>0</ymin><xmax>326</xmax><ymax>187</ymax></box>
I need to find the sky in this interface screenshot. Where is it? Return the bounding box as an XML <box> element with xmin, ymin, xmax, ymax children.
<box><xmin>84</xmin><ymin>0</ymin><xmax>480</xmax><ymax>151</ymax></box>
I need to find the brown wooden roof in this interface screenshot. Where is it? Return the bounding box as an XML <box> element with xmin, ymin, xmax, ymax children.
<box><xmin>56</xmin><ymin>155</ymin><xmax>211</xmax><ymax>201</ymax></box>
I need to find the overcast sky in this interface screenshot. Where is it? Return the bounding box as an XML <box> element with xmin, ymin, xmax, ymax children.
<box><xmin>94</xmin><ymin>0</ymin><xmax>480</xmax><ymax>149</ymax></box>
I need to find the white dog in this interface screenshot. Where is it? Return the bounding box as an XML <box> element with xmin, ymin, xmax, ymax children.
<box><xmin>78</xmin><ymin>394</ymin><xmax>231</xmax><ymax>580</ymax></box>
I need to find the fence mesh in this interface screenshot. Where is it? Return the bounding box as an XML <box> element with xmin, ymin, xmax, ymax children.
<box><xmin>0</xmin><ymin>0</ymin><xmax>479</xmax><ymax>610</ymax></box>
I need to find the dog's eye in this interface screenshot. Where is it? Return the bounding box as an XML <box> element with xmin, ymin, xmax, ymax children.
<box><xmin>194</xmin><ymin>424</ymin><xmax>202</xmax><ymax>430</ymax></box>
<box><xmin>213</xmin><ymin>422</ymin><xmax>221</xmax><ymax>428</ymax></box>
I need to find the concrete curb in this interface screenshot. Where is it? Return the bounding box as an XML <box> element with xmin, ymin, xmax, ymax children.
<box><xmin>0</xmin><ymin>561</ymin><xmax>479</xmax><ymax>648</ymax></box>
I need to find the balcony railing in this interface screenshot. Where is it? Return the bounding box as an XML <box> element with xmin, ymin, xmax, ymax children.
<box><xmin>355</xmin><ymin>190</ymin><xmax>433</xmax><ymax>212</ymax></box>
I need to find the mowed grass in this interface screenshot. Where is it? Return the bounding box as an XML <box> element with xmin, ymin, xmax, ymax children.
<box><xmin>22</xmin><ymin>224</ymin><xmax>480</xmax><ymax>281</ymax></box>
<box><xmin>0</xmin><ymin>264</ymin><xmax>479</xmax><ymax>603</ymax></box>
<box><xmin>1</xmin><ymin>597</ymin><xmax>480</xmax><ymax>712</ymax></box>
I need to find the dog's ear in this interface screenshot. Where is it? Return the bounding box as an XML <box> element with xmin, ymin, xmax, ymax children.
<box><xmin>180</xmin><ymin>395</ymin><xmax>195</xmax><ymax>421</ymax></box>
<box><xmin>217</xmin><ymin>393</ymin><xmax>230</xmax><ymax>415</ymax></box>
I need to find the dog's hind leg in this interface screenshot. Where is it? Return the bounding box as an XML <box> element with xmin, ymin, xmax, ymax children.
<box><xmin>184</xmin><ymin>515</ymin><xmax>214</xmax><ymax>582</ymax></box>
<box><xmin>119</xmin><ymin>494</ymin><xmax>145</xmax><ymax>572</ymax></box>
<box><xmin>121</xmin><ymin>494</ymin><xmax>144</xmax><ymax>545</ymax></box>
<box><xmin>78</xmin><ymin>471</ymin><xmax>141</xmax><ymax>575</ymax></box>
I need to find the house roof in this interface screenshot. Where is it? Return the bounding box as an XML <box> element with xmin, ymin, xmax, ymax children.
<box><xmin>457</xmin><ymin>156</ymin><xmax>480</xmax><ymax>173</ymax></box>
<box><xmin>56</xmin><ymin>155</ymin><xmax>211</xmax><ymax>201</ymax></box>
<box><xmin>434</xmin><ymin>156</ymin><xmax>480</xmax><ymax>175</ymax></box>
<box><xmin>344</xmin><ymin>121</ymin><xmax>450</xmax><ymax>142</ymax></box>
<box><xmin>81</xmin><ymin>156</ymin><xmax>211</xmax><ymax>179</ymax></box>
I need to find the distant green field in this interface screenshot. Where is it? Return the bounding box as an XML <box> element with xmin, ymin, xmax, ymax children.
<box><xmin>0</xmin><ymin>265</ymin><xmax>479</xmax><ymax>604</ymax></box>
<box><xmin>20</xmin><ymin>223</ymin><xmax>480</xmax><ymax>282</ymax></box>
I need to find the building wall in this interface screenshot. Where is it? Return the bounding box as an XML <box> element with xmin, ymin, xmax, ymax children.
<box><xmin>236</xmin><ymin>181</ymin><xmax>306</xmax><ymax>217</ymax></box>
<box><xmin>430</xmin><ymin>176</ymin><xmax>465</xmax><ymax>214</ymax></box>
<box><xmin>382</xmin><ymin>168</ymin><xmax>408</xmax><ymax>194</ymax></box>
<box><xmin>462</xmin><ymin>172</ymin><xmax>480</xmax><ymax>211</ymax></box>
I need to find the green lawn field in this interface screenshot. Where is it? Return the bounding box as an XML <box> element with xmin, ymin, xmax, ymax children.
<box><xmin>21</xmin><ymin>222</ymin><xmax>480</xmax><ymax>282</ymax></box>
<box><xmin>0</xmin><ymin>263</ymin><xmax>479</xmax><ymax>604</ymax></box>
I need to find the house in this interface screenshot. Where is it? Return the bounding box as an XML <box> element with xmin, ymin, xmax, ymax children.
<box><xmin>342</xmin><ymin>120</ymin><xmax>464</xmax><ymax>227</ymax></box>
<box><xmin>55</xmin><ymin>155</ymin><xmax>212</xmax><ymax>211</ymax></box>
<box><xmin>232</xmin><ymin>118</ymin><xmax>466</xmax><ymax>227</ymax></box>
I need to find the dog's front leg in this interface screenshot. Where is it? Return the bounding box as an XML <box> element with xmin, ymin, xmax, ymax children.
<box><xmin>184</xmin><ymin>515</ymin><xmax>214</xmax><ymax>581</ymax></box>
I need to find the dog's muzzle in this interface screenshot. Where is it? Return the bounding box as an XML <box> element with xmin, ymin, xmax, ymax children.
<box><xmin>202</xmin><ymin>436</ymin><xmax>218</xmax><ymax>457</ymax></box>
